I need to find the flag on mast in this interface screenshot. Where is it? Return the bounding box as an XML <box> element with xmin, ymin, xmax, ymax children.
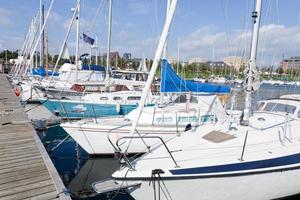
<box><xmin>82</xmin><ymin>33</ymin><xmax>95</xmax><ymax>45</ymax></box>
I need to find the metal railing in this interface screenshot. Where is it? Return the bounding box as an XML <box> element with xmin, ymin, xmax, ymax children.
<box><xmin>106</xmin><ymin>122</ymin><xmax>132</xmax><ymax>152</ymax></box>
<box><xmin>116</xmin><ymin>136</ymin><xmax>180</xmax><ymax>170</ymax></box>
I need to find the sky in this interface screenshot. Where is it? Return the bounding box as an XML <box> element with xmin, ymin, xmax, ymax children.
<box><xmin>1</xmin><ymin>0</ymin><xmax>300</xmax><ymax>66</ymax></box>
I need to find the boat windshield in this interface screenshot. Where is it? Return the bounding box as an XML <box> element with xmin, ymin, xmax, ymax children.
<box><xmin>263</xmin><ymin>102</ymin><xmax>296</xmax><ymax>114</ymax></box>
<box><xmin>173</xmin><ymin>94</ymin><xmax>198</xmax><ymax>103</ymax></box>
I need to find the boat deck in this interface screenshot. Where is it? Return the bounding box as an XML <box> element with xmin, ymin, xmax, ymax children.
<box><xmin>0</xmin><ymin>74</ymin><xmax>71</xmax><ymax>200</ymax></box>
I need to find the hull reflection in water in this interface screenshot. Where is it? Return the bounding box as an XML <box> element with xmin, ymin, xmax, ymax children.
<box><xmin>37</xmin><ymin>126</ymin><xmax>133</xmax><ymax>200</ymax></box>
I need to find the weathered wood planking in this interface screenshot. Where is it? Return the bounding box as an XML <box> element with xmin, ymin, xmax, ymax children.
<box><xmin>0</xmin><ymin>74</ymin><xmax>71</xmax><ymax>200</ymax></box>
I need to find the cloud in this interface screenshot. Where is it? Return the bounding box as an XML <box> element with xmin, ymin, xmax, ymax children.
<box><xmin>63</xmin><ymin>17</ymin><xmax>90</xmax><ymax>32</ymax></box>
<box><xmin>111</xmin><ymin>28</ymin><xmax>159</xmax><ymax>58</ymax></box>
<box><xmin>169</xmin><ymin>24</ymin><xmax>300</xmax><ymax>66</ymax></box>
<box><xmin>127</xmin><ymin>0</ymin><xmax>149</xmax><ymax>15</ymax></box>
<box><xmin>0</xmin><ymin>7</ymin><xmax>12</xmax><ymax>27</ymax></box>
<box><xmin>0</xmin><ymin>35</ymin><xmax>23</xmax><ymax>50</ymax></box>
<box><xmin>49</xmin><ymin>11</ymin><xmax>62</xmax><ymax>23</ymax></box>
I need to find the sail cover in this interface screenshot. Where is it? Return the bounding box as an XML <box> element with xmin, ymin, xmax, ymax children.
<box><xmin>160</xmin><ymin>59</ymin><xmax>230</xmax><ymax>93</ymax></box>
<box><xmin>32</xmin><ymin>67</ymin><xmax>59</xmax><ymax>76</ymax></box>
<box><xmin>81</xmin><ymin>64</ymin><xmax>105</xmax><ymax>71</ymax></box>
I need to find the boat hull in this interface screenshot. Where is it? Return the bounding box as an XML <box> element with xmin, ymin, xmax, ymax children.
<box><xmin>62</xmin><ymin>124</ymin><xmax>182</xmax><ymax>154</ymax></box>
<box><xmin>41</xmin><ymin>99</ymin><xmax>139</xmax><ymax>119</ymax></box>
<box><xmin>121</xmin><ymin>167</ymin><xmax>300</xmax><ymax>200</ymax></box>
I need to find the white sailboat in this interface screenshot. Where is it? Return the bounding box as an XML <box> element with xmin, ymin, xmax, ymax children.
<box><xmin>61</xmin><ymin>92</ymin><xmax>228</xmax><ymax>154</ymax></box>
<box><xmin>93</xmin><ymin>0</ymin><xmax>300</xmax><ymax>199</ymax></box>
<box><xmin>60</xmin><ymin>0</ymin><xmax>231</xmax><ymax>154</ymax></box>
<box><xmin>14</xmin><ymin>0</ymin><xmax>149</xmax><ymax>103</ymax></box>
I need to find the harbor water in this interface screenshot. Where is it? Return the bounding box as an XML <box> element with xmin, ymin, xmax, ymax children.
<box><xmin>36</xmin><ymin>83</ymin><xmax>300</xmax><ymax>200</ymax></box>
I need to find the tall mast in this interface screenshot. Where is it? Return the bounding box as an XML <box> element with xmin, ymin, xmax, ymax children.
<box><xmin>160</xmin><ymin>0</ymin><xmax>171</xmax><ymax>104</ymax></box>
<box><xmin>129</xmin><ymin>0</ymin><xmax>178</xmax><ymax>137</ymax></box>
<box><xmin>51</xmin><ymin>0</ymin><xmax>80</xmax><ymax>80</ymax></box>
<box><xmin>243</xmin><ymin>0</ymin><xmax>262</xmax><ymax>124</ymax></box>
<box><xmin>45</xmin><ymin>28</ymin><xmax>49</xmax><ymax>75</ymax></box>
<box><xmin>162</xmin><ymin>0</ymin><xmax>171</xmax><ymax>59</ymax></box>
<box><xmin>75</xmin><ymin>0</ymin><xmax>80</xmax><ymax>80</ymax></box>
<box><xmin>39</xmin><ymin>0</ymin><xmax>44</xmax><ymax>68</ymax></box>
<box><xmin>106</xmin><ymin>0</ymin><xmax>113</xmax><ymax>79</ymax></box>
<box><xmin>27</xmin><ymin>0</ymin><xmax>54</xmax><ymax>76</ymax></box>
<box><xmin>96</xmin><ymin>35</ymin><xmax>99</xmax><ymax>65</ymax></box>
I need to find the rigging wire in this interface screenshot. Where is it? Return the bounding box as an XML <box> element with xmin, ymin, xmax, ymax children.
<box><xmin>86</xmin><ymin>0</ymin><xmax>105</xmax><ymax>32</ymax></box>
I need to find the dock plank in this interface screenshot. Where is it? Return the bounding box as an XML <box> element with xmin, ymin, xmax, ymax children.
<box><xmin>0</xmin><ymin>74</ymin><xmax>71</xmax><ymax>200</ymax></box>
<box><xmin>26</xmin><ymin>191</ymin><xmax>59</xmax><ymax>200</ymax></box>
<box><xmin>0</xmin><ymin>169</ymin><xmax>49</xmax><ymax>185</ymax></box>
<box><xmin>0</xmin><ymin>180</ymin><xmax>56</xmax><ymax>199</ymax></box>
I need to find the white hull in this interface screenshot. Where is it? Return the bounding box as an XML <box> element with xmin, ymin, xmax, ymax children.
<box><xmin>124</xmin><ymin>168</ymin><xmax>300</xmax><ymax>200</ymax></box>
<box><xmin>63</xmin><ymin>123</ymin><xmax>183</xmax><ymax>155</ymax></box>
<box><xmin>62</xmin><ymin>94</ymin><xmax>227</xmax><ymax>155</ymax></box>
<box><xmin>19</xmin><ymin>81</ymin><xmax>45</xmax><ymax>102</ymax></box>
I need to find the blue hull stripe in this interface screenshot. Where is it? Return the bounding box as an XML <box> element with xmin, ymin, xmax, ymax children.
<box><xmin>41</xmin><ymin>100</ymin><xmax>144</xmax><ymax>118</ymax></box>
<box><xmin>170</xmin><ymin>153</ymin><xmax>300</xmax><ymax>175</ymax></box>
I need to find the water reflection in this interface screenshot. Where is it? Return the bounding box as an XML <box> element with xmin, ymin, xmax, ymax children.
<box><xmin>228</xmin><ymin>84</ymin><xmax>300</xmax><ymax>110</ymax></box>
<box><xmin>37</xmin><ymin>127</ymin><xmax>133</xmax><ymax>200</ymax></box>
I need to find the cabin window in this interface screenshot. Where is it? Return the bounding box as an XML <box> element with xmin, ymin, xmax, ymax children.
<box><xmin>164</xmin><ymin>117</ymin><xmax>173</xmax><ymax>122</ymax></box>
<box><xmin>178</xmin><ymin>117</ymin><xmax>189</xmax><ymax>123</ymax></box>
<box><xmin>263</xmin><ymin>103</ymin><xmax>276</xmax><ymax>112</ymax></box>
<box><xmin>156</xmin><ymin>117</ymin><xmax>173</xmax><ymax>123</ymax></box>
<box><xmin>263</xmin><ymin>102</ymin><xmax>296</xmax><ymax>114</ymax></box>
<box><xmin>127</xmin><ymin>96</ymin><xmax>141</xmax><ymax>101</ymax></box>
<box><xmin>189</xmin><ymin>116</ymin><xmax>198</xmax><ymax>122</ymax></box>
<box><xmin>113</xmin><ymin>96</ymin><xmax>122</xmax><ymax>101</ymax></box>
<box><xmin>174</xmin><ymin>95</ymin><xmax>187</xmax><ymax>103</ymax></box>
<box><xmin>178</xmin><ymin>116</ymin><xmax>198</xmax><ymax>123</ymax></box>
<box><xmin>190</xmin><ymin>96</ymin><xmax>198</xmax><ymax>103</ymax></box>
<box><xmin>173</xmin><ymin>94</ymin><xmax>198</xmax><ymax>104</ymax></box>
<box><xmin>201</xmin><ymin>115</ymin><xmax>215</xmax><ymax>122</ymax></box>
<box><xmin>257</xmin><ymin>102</ymin><xmax>265</xmax><ymax>111</ymax></box>
<box><xmin>272</xmin><ymin>103</ymin><xmax>296</xmax><ymax>114</ymax></box>
<box><xmin>100</xmin><ymin>97</ymin><xmax>108</xmax><ymax>101</ymax></box>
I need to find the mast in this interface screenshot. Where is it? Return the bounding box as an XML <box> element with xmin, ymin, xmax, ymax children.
<box><xmin>27</xmin><ymin>0</ymin><xmax>54</xmax><ymax>76</ymax></box>
<box><xmin>106</xmin><ymin>0</ymin><xmax>113</xmax><ymax>80</ymax></box>
<box><xmin>128</xmin><ymin>0</ymin><xmax>178</xmax><ymax>136</ymax></box>
<box><xmin>45</xmin><ymin>28</ymin><xmax>49</xmax><ymax>75</ymax></box>
<box><xmin>243</xmin><ymin>0</ymin><xmax>262</xmax><ymax>124</ymax></box>
<box><xmin>160</xmin><ymin>0</ymin><xmax>171</xmax><ymax>104</ymax></box>
<box><xmin>40</xmin><ymin>0</ymin><xmax>45</xmax><ymax>68</ymax></box>
<box><xmin>162</xmin><ymin>0</ymin><xmax>171</xmax><ymax>58</ymax></box>
<box><xmin>96</xmin><ymin>35</ymin><xmax>98</xmax><ymax>65</ymax></box>
<box><xmin>90</xmin><ymin>45</ymin><xmax>92</xmax><ymax>65</ymax></box>
<box><xmin>75</xmin><ymin>0</ymin><xmax>80</xmax><ymax>81</ymax></box>
<box><xmin>51</xmin><ymin>0</ymin><xmax>80</xmax><ymax>80</ymax></box>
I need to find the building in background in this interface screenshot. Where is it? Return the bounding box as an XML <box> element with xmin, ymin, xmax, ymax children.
<box><xmin>207</xmin><ymin>61</ymin><xmax>227</xmax><ymax>68</ymax></box>
<box><xmin>123</xmin><ymin>53</ymin><xmax>131</xmax><ymax>60</ymax></box>
<box><xmin>188</xmin><ymin>57</ymin><xmax>207</xmax><ymax>65</ymax></box>
<box><xmin>223</xmin><ymin>56</ymin><xmax>247</xmax><ymax>71</ymax></box>
<box><xmin>280</xmin><ymin>56</ymin><xmax>300</xmax><ymax>71</ymax></box>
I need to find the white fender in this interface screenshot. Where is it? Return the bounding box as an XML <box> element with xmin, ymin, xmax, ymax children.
<box><xmin>116</xmin><ymin>102</ymin><xmax>121</xmax><ymax>113</ymax></box>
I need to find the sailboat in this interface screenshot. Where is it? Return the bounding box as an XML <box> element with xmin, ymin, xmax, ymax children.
<box><xmin>60</xmin><ymin>59</ymin><xmax>230</xmax><ymax>154</ymax></box>
<box><xmin>32</xmin><ymin>0</ymin><xmax>159</xmax><ymax>119</ymax></box>
<box><xmin>92</xmin><ymin>0</ymin><xmax>300</xmax><ymax>199</ymax></box>
<box><xmin>11</xmin><ymin>0</ymin><xmax>108</xmax><ymax>102</ymax></box>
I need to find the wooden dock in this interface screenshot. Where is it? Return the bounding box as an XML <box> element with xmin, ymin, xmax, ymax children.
<box><xmin>0</xmin><ymin>74</ymin><xmax>71</xmax><ymax>200</ymax></box>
